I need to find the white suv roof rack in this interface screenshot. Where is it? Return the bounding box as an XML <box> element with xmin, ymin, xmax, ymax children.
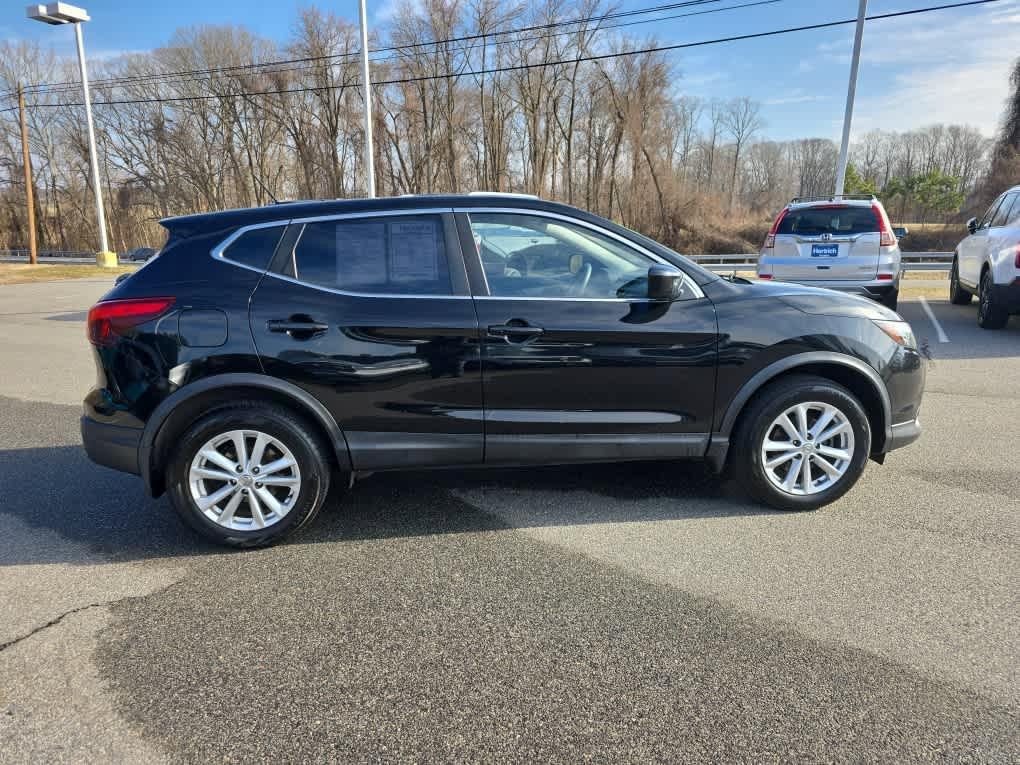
<box><xmin>789</xmin><ymin>194</ymin><xmax>877</xmax><ymax>205</ymax></box>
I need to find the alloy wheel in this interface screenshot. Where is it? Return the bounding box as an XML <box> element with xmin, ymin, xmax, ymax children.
<box><xmin>188</xmin><ymin>429</ymin><xmax>301</xmax><ymax>531</ymax></box>
<box><xmin>760</xmin><ymin>401</ymin><xmax>855</xmax><ymax>496</ymax></box>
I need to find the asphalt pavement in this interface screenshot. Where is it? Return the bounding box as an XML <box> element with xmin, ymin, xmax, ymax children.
<box><xmin>0</xmin><ymin>277</ymin><xmax>1017</xmax><ymax>762</ymax></box>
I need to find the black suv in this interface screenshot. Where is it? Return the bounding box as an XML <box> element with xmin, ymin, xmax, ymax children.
<box><xmin>82</xmin><ymin>194</ymin><xmax>925</xmax><ymax>547</ymax></box>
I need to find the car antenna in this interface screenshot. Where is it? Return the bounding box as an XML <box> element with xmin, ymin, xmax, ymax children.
<box><xmin>253</xmin><ymin>175</ymin><xmax>279</xmax><ymax>205</ymax></box>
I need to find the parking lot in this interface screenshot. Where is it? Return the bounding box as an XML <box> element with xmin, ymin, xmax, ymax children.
<box><xmin>1</xmin><ymin>276</ymin><xmax>1017</xmax><ymax>762</ymax></box>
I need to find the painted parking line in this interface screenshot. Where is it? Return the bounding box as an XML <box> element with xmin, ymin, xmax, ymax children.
<box><xmin>919</xmin><ymin>296</ymin><xmax>950</xmax><ymax>343</ymax></box>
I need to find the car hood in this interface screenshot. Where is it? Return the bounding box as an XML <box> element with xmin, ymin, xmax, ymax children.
<box><xmin>744</xmin><ymin>279</ymin><xmax>901</xmax><ymax>320</ymax></box>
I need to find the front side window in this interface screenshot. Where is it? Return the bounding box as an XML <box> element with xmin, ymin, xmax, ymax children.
<box><xmin>777</xmin><ymin>206</ymin><xmax>878</xmax><ymax>236</ymax></box>
<box><xmin>1006</xmin><ymin>193</ymin><xmax>1020</xmax><ymax>227</ymax></box>
<box><xmin>469</xmin><ymin>213</ymin><xmax>667</xmax><ymax>299</ymax></box>
<box><xmin>280</xmin><ymin>215</ymin><xmax>452</xmax><ymax>295</ymax></box>
<box><xmin>222</xmin><ymin>225</ymin><xmax>285</xmax><ymax>270</ymax></box>
<box><xmin>978</xmin><ymin>196</ymin><xmax>1005</xmax><ymax>229</ymax></box>
<box><xmin>990</xmin><ymin>193</ymin><xmax>1017</xmax><ymax>228</ymax></box>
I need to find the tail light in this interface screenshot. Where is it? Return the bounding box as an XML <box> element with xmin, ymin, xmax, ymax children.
<box><xmin>759</xmin><ymin>274</ymin><xmax>773</xmax><ymax>280</ymax></box>
<box><xmin>1014</xmin><ymin>243</ymin><xmax>1020</xmax><ymax>269</ymax></box>
<box><xmin>764</xmin><ymin>208</ymin><xmax>789</xmax><ymax>250</ymax></box>
<box><xmin>87</xmin><ymin>297</ymin><xmax>175</xmax><ymax>346</ymax></box>
<box><xmin>872</xmin><ymin>202</ymin><xmax>897</xmax><ymax>248</ymax></box>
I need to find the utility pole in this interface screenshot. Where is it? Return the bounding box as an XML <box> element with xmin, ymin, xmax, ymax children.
<box><xmin>358</xmin><ymin>0</ymin><xmax>376</xmax><ymax>198</ymax></box>
<box><xmin>834</xmin><ymin>0</ymin><xmax>867</xmax><ymax>199</ymax></box>
<box><xmin>17</xmin><ymin>84</ymin><xmax>38</xmax><ymax>266</ymax></box>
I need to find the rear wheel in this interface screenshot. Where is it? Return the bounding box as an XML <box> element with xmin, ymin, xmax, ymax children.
<box><xmin>977</xmin><ymin>270</ymin><xmax>1009</xmax><ymax>329</ymax></box>
<box><xmin>166</xmin><ymin>403</ymin><xmax>331</xmax><ymax>547</ymax></box>
<box><xmin>949</xmin><ymin>257</ymin><xmax>972</xmax><ymax>305</ymax></box>
<box><xmin>731</xmin><ymin>375</ymin><xmax>872</xmax><ymax>512</ymax></box>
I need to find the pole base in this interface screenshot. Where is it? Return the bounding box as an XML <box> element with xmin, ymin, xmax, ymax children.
<box><xmin>95</xmin><ymin>251</ymin><xmax>118</xmax><ymax>267</ymax></box>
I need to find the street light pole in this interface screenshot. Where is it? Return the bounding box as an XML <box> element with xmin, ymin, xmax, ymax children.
<box><xmin>834</xmin><ymin>0</ymin><xmax>868</xmax><ymax>199</ymax></box>
<box><xmin>73</xmin><ymin>21</ymin><xmax>111</xmax><ymax>258</ymax></box>
<box><xmin>26</xmin><ymin>3</ymin><xmax>114</xmax><ymax>265</ymax></box>
<box><xmin>358</xmin><ymin>0</ymin><xmax>376</xmax><ymax>198</ymax></box>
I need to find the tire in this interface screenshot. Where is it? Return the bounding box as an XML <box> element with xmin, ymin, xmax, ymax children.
<box><xmin>730</xmin><ymin>374</ymin><xmax>872</xmax><ymax>512</ymax></box>
<box><xmin>977</xmin><ymin>269</ymin><xmax>1009</xmax><ymax>330</ymax></box>
<box><xmin>879</xmin><ymin>288</ymin><xmax>899</xmax><ymax>311</ymax></box>
<box><xmin>949</xmin><ymin>257</ymin><xmax>971</xmax><ymax>305</ymax></box>
<box><xmin>166</xmin><ymin>402</ymin><xmax>332</xmax><ymax>547</ymax></box>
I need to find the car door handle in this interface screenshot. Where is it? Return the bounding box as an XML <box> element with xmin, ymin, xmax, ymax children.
<box><xmin>267</xmin><ymin>319</ymin><xmax>329</xmax><ymax>338</ymax></box>
<box><xmin>487</xmin><ymin>324</ymin><xmax>544</xmax><ymax>339</ymax></box>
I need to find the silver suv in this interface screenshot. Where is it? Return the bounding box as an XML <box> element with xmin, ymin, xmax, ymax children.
<box><xmin>757</xmin><ymin>195</ymin><xmax>902</xmax><ymax>310</ymax></box>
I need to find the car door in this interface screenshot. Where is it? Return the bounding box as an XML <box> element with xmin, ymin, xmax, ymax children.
<box><xmin>960</xmin><ymin>195</ymin><xmax>1007</xmax><ymax>287</ymax></box>
<box><xmin>248</xmin><ymin>210</ymin><xmax>484</xmax><ymax>470</ymax></box>
<box><xmin>986</xmin><ymin>192</ymin><xmax>1019</xmax><ymax>279</ymax></box>
<box><xmin>456</xmin><ymin>208</ymin><xmax>718</xmax><ymax>465</ymax></box>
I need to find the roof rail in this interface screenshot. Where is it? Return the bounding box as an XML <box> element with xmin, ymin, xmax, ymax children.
<box><xmin>789</xmin><ymin>194</ymin><xmax>877</xmax><ymax>205</ymax></box>
<box><xmin>467</xmin><ymin>191</ymin><xmax>540</xmax><ymax>199</ymax></box>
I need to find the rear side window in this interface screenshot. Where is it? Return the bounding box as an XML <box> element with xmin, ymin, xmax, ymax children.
<box><xmin>990</xmin><ymin>193</ymin><xmax>1017</xmax><ymax>228</ymax></box>
<box><xmin>221</xmin><ymin>225</ymin><xmax>285</xmax><ymax>270</ymax></box>
<box><xmin>283</xmin><ymin>215</ymin><xmax>451</xmax><ymax>295</ymax></box>
<box><xmin>777</xmin><ymin>206</ymin><xmax>879</xmax><ymax>236</ymax></box>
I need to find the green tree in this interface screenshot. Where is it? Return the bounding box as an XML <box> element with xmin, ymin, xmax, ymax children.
<box><xmin>914</xmin><ymin>170</ymin><xmax>965</xmax><ymax>222</ymax></box>
<box><xmin>843</xmin><ymin>163</ymin><xmax>877</xmax><ymax>196</ymax></box>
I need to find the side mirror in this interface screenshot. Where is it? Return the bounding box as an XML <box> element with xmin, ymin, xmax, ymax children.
<box><xmin>647</xmin><ymin>265</ymin><xmax>684</xmax><ymax>301</ymax></box>
<box><xmin>967</xmin><ymin>217</ymin><xmax>978</xmax><ymax>235</ymax></box>
<box><xmin>893</xmin><ymin>226</ymin><xmax>909</xmax><ymax>240</ymax></box>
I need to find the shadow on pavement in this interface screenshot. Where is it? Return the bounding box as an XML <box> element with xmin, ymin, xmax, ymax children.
<box><xmin>0</xmin><ymin>444</ymin><xmax>769</xmax><ymax>567</ymax></box>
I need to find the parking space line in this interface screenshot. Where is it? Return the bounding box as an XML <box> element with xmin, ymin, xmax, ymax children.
<box><xmin>919</xmin><ymin>296</ymin><xmax>949</xmax><ymax>343</ymax></box>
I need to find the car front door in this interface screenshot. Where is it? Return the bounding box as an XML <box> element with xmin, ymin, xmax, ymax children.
<box><xmin>457</xmin><ymin>208</ymin><xmax>718</xmax><ymax>465</ymax></box>
<box><xmin>960</xmin><ymin>195</ymin><xmax>1007</xmax><ymax>287</ymax></box>
<box><xmin>248</xmin><ymin>210</ymin><xmax>484</xmax><ymax>471</ymax></box>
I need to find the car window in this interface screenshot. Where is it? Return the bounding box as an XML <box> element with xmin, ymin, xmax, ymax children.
<box><xmin>990</xmin><ymin>193</ymin><xmax>1017</xmax><ymax>228</ymax></box>
<box><xmin>221</xmin><ymin>225</ymin><xmax>285</xmax><ymax>270</ymax></box>
<box><xmin>978</xmin><ymin>196</ymin><xmax>1005</xmax><ymax>229</ymax></box>
<box><xmin>280</xmin><ymin>215</ymin><xmax>452</xmax><ymax>295</ymax></box>
<box><xmin>468</xmin><ymin>213</ymin><xmax>665</xmax><ymax>299</ymax></box>
<box><xmin>1006</xmin><ymin>193</ymin><xmax>1020</xmax><ymax>226</ymax></box>
<box><xmin>777</xmin><ymin>206</ymin><xmax>878</xmax><ymax>236</ymax></box>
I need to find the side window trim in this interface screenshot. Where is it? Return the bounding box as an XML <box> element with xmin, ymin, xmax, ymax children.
<box><xmin>452</xmin><ymin>207</ymin><xmax>704</xmax><ymax>301</ymax></box>
<box><xmin>217</xmin><ymin>210</ymin><xmax>471</xmax><ymax>299</ymax></box>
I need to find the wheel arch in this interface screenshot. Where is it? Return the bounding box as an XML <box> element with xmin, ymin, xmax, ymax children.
<box><xmin>140</xmin><ymin>373</ymin><xmax>352</xmax><ymax>497</ymax></box>
<box><xmin>710</xmin><ymin>352</ymin><xmax>891</xmax><ymax>471</ymax></box>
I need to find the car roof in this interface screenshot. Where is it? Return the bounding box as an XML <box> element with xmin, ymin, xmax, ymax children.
<box><xmin>160</xmin><ymin>193</ymin><xmax>581</xmax><ymax>233</ymax></box>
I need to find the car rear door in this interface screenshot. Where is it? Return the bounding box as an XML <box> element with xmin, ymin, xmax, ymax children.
<box><xmin>248</xmin><ymin>209</ymin><xmax>484</xmax><ymax>471</ymax></box>
<box><xmin>457</xmin><ymin>208</ymin><xmax>718</xmax><ymax>465</ymax></box>
<box><xmin>770</xmin><ymin>205</ymin><xmax>880</xmax><ymax>281</ymax></box>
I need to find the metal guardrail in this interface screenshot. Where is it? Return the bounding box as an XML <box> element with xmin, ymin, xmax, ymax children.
<box><xmin>690</xmin><ymin>252</ymin><xmax>952</xmax><ymax>273</ymax></box>
<box><xmin>1</xmin><ymin>248</ymin><xmax>954</xmax><ymax>272</ymax></box>
<box><xmin>0</xmin><ymin>248</ymin><xmax>96</xmax><ymax>259</ymax></box>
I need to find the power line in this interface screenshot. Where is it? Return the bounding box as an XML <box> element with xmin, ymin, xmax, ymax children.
<box><xmin>19</xmin><ymin>0</ymin><xmax>729</xmax><ymax>96</ymax></box>
<box><xmin>19</xmin><ymin>0</ymin><xmax>782</xmax><ymax>99</ymax></box>
<box><xmin>9</xmin><ymin>0</ymin><xmax>1006</xmax><ymax>111</ymax></box>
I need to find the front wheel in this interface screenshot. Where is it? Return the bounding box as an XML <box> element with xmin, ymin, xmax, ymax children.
<box><xmin>949</xmin><ymin>257</ymin><xmax>971</xmax><ymax>305</ymax></box>
<box><xmin>731</xmin><ymin>375</ymin><xmax>872</xmax><ymax>512</ymax></box>
<box><xmin>166</xmin><ymin>403</ymin><xmax>332</xmax><ymax>547</ymax></box>
<box><xmin>977</xmin><ymin>270</ymin><xmax>1009</xmax><ymax>329</ymax></box>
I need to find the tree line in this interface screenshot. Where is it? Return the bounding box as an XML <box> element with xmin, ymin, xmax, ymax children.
<box><xmin>0</xmin><ymin>0</ymin><xmax>1004</xmax><ymax>255</ymax></box>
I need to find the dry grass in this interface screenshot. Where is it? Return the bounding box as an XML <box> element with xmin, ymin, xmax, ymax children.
<box><xmin>0</xmin><ymin>262</ymin><xmax>136</xmax><ymax>285</ymax></box>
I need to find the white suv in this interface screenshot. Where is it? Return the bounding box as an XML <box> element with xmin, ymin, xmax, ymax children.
<box><xmin>949</xmin><ymin>184</ymin><xmax>1020</xmax><ymax>329</ymax></box>
<box><xmin>757</xmin><ymin>195</ymin><xmax>902</xmax><ymax>310</ymax></box>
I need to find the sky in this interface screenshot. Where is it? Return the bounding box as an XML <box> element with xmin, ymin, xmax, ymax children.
<box><xmin>5</xmin><ymin>0</ymin><xmax>1019</xmax><ymax>142</ymax></box>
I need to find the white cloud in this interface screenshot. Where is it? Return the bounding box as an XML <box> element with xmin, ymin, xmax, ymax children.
<box><xmin>764</xmin><ymin>91</ymin><xmax>827</xmax><ymax>106</ymax></box>
<box><xmin>846</xmin><ymin>0</ymin><xmax>1020</xmax><ymax>136</ymax></box>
